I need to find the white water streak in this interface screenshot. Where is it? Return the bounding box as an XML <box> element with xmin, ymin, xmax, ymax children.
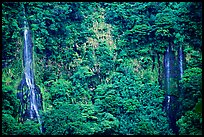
<box><xmin>167</xmin><ymin>95</ymin><xmax>171</xmax><ymax>110</ymax></box>
<box><xmin>24</xmin><ymin>21</ymin><xmax>42</xmax><ymax>132</ymax></box>
<box><xmin>179</xmin><ymin>46</ymin><xmax>183</xmax><ymax>79</ymax></box>
<box><xmin>166</xmin><ymin>46</ymin><xmax>170</xmax><ymax>94</ymax></box>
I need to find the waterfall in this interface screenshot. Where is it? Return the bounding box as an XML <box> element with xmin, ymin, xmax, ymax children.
<box><xmin>164</xmin><ymin>44</ymin><xmax>172</xmax><ymax>114</ymax></box>
<box><xmin>24</xmin><ymin>21</ymin><xmax>42</xmax><ymax>133</ymax></box>
<box><xmin>167</xmin><ymin>95</ymin><xmax>171</xmax><ymax>110</ymax></box>
<box><xmin>17</xmin><ymin>6</ymin><xmax>42</xmax><ymax>132</ymax></box>
<box><xmin>163</xmin><ymin>44</ymin><xmax>179</xmax><ymax>135</ymax></box>
<box><xmin>178</xmin><ymin>45</ymin><xmax>184</xmax><ymax>100</ymax></box>
<box><xmin>177</xmin><ymin>45</ymin><xmax>184</xmax><ymax>125</ymax></box>
<box><xmin>164</xmin><ymin>45</ymin><xmax>170</xmax><ymax>94</ymax></box>
<box><xmin>178</xmin><ymin>46</ymin><xmax>183</xmax><ymax>79</ymax></box>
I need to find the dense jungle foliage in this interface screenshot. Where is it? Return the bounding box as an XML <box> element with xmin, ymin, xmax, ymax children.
<box><xmin>2</xmin><ymin>2</ymin><xmax>202</xmax><ymax>135</ymax></box>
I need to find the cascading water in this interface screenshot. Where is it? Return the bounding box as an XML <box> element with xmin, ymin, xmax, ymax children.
<box><xmin>17</xmin><ymin>6</ymin><xmax>42</xmax><ymax>133</ymax></box>
<box><xmin>177</xmin><ymin>45</ymin><xmax>184</xmax><ymax>125</ymax></box>
<box><xmin>178</xmin><ymin>45</ymin><xmax>184</xmax><ymax>97</ymax></box>
<box><xmin>167</xmin><ymin>95</ymin><xmax>170</xmax><ymax>110</ymax></box>
<box><xmin>178</xmin><ymin>46</ymin><xmax>183</xmax><ymax>79</ymax></box>
<box><xmin>165</xmin><ymin>45</ymin><xmax>170</xmax><ymax>95</ymax></box>
<box><xmin>164</xmin><ymin>44</ymin><xmax>172</xmax><ymax>116</ymax></box>
<box><xmin>163</xmin><ymin>43</ymin><xmax>179</xmax><ymax>134</ymax></box>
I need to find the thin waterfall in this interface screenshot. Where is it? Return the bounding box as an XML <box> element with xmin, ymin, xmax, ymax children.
<box><xmin>163</xmin><ymin>43</ymin><xmax>179</xmax><ymax>135</ymax></box>
<box><xmin>178</xmin><ymin>45</ymin><xmax>183</xmax><ymax>79</ymax></box>
<box><xmin>24</xmin><ymin>20</ymin><xmax>42</xmax><ymax>133</ymax></box>
<box><xmin>165</xmin><ymin>45</ymin><xmax>170</xmax><ymax>94</ymax></box>
<box><xmin>17</xmin><ymin>5</ymin><xmax>42</xmax><ymax>132</ymax></box>
<box><xmin>167</xmin><ymin>95</ymin><xmax>170</xmax><ymax>110</ymax></box>
<box><xmin>164</xmin><ymin>44</ymin><xmax>171</xmax><ymax>115</ymax></box>
<box><xmin>178</xmin><ymin>45</ymin><xmax>184</xmax><ymax>101</ymax></box>
<box><xmin>177</xmin><ymin>45</ymin><xmax>184</xmax><ymax>124</ymax></box>
<box><xmin>164</xmin><ymin>44</ymin><xmax>171</xmax><ymax>114</ymax></box>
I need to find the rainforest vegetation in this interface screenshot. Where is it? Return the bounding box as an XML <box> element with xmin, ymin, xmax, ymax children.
<box><xmin>2</xmin><ymin>2</ymin><xmax>202</xmax><ymax>135</ymax></box>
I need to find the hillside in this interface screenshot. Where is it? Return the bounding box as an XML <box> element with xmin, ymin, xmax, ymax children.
<box><xmin>2</xmin><ymin>2</ymin><xmax>202</xmax><ymax>135</ymax></box>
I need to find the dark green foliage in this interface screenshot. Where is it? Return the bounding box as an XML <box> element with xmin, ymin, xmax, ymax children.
<box><xmin>95</xmin><ymin>42</ymin><xmax>115</xmax><ymax>76</ymax></box>
<box><xmin>94</xmin><ymin>70</ymin><xmax>172</xmax><ymax>135</ymax></box>
<box><xmin>2</xmin><ymin>113</ymin><xmax>41</xmax><ymax>135</ymax></box>
<box><xmin>2</xmin><ymin>114</ymin><xmax>19</xmax><ymax>135</ymax></box>
<box><xmin>2</xmin><ymin>2</ymin><xmax>202</xmax><ymax>135</ymax></box>
<box><xmin>179</xmin><ymin>67</ymin><xmax>202</xmax><ymax>113</ymax></box>
<box><xmin>42</xmin><ymin>103</ymin><xmax>119</xmax><ymax>135</ymax></box>
<box><xmin>2</xmin><ymin>71</ymin><xmax>20</xmax><ymax>117</ymax></box>
<box><xmin>2</xmin><ymin>2</ymin><xmax>22</xmax><ymax>68</ymax></box>
<box><xmin>177</xmin><ymin>110</ymin><xmax>202</xmax><ymax>135</ymax></box>
<box><xmin>16</xmin><ymin>120</ymin><xmax>41</xmax><ymax>135</ymax></box>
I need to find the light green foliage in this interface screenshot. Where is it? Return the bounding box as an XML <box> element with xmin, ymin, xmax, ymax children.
<box><xmin>94</xmin><ymin>70</ymin><xmax>171</xmax><ymax>135</ymax></box>
<box><xmin>49</xmin><ymin>79</ymin><xmax>73</xmax><ymax>106</ymax></box>
<box><xmin>70</xmin><ymin>66</ymin><xmax>94</xmax><ymax>103</ymax></box>
<box><xmin>16</xmin><ymin>120</ymin><xmax>41</xmax><ymax>135</ymax></box>
<box><xmin>2</xmin><ymin>114</ymin><xmax>41</xmax><ymax>135</ymax></box>
<box><xmin>42</xmin><ymin>103</ymin><xmax>119</xmax><ymax>135</ymax></box>
<box><xmin>72</xmin><ymin>66</ymin><xmax>94</xmax><ymax>82</ymax></box>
